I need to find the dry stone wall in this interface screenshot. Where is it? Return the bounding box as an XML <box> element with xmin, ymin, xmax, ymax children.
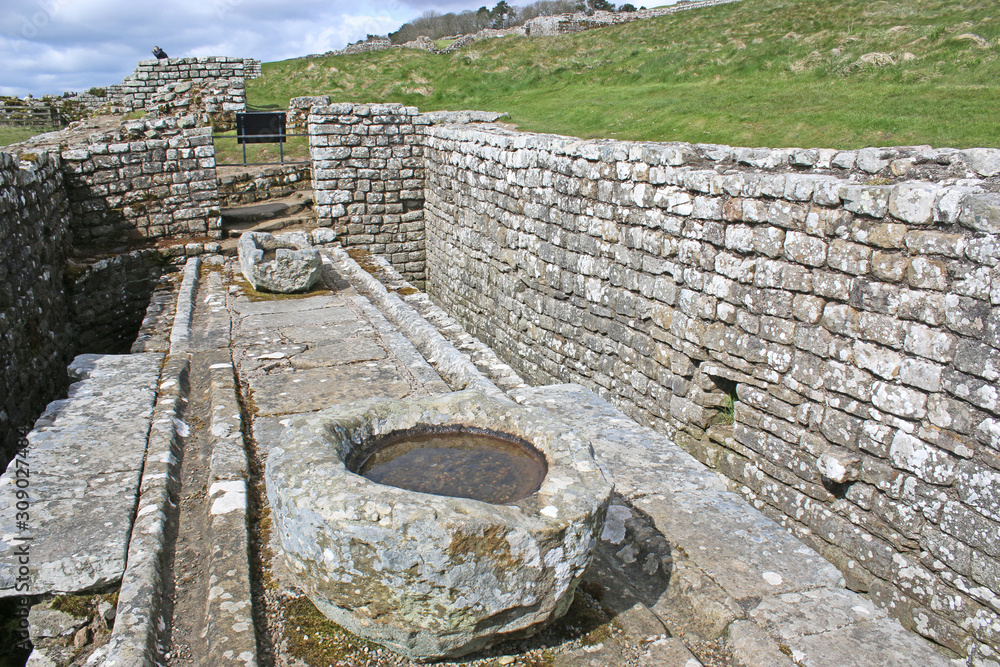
<box><xmin>108</xmin><ymin>57</ymin><xmax>253</xmax><ymax>112</ymax></box>
<box><xmin>218</xmin><ymin>163</ymin><xmax>312</xmax><ymax>206</ymax></box>
<box><xmin>58</xmin><ymin>116</ymin><xmax>221</xmax><ymax>244</ymax></box>
<box><xmin>1</xmin><ymin>109</ymin><xmax>231</xmax><ymax>471</ymax></box>
<box><xmin>306</xmin><ymin>100</ymin><xmax>427</xmax><ymax>286</ymax></box>
<box><xmin>0</xmin><ymin>149</ymin><xmax>176</xmax><ymax>470</ymax></box>
<box><xmin>0</xmin><ymin>151</ymin><xmax>73</xmax><ymax>470</ymax></box>
<box><xmin>420</xmin><ymin>123</ymin><xmax>1000</xmax><ymax>662</ymax></box>
<box><xmin>524</xmin><ymin>0</ymin><xmax>743</xmax><ymax>37</ymax></box>
<box><xmin>244</xmin><ymin>60</ymin><xmax>262</xmax><ymax>79</ymax></box>
<box><xmin>67</xmin><ymin>250</ymin><xmax>170</xmax><ymax>354</ymax></box>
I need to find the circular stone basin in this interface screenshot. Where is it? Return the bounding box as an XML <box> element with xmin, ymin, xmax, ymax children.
<box><xmin>354</xmin><ymin>427</ymin><xmax>547</xmax><ymax>504</ymax></box>
<box><xmin>266</xmin><ymin>390</ymin><xmax>613</xmax><ymax>662</ymax></box>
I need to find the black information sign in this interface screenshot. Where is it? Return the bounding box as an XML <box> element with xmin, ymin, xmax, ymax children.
<box><xmin>236</xmin><ymin>112</ymin><xmax>286</xmax><ymax>144</ymax></box>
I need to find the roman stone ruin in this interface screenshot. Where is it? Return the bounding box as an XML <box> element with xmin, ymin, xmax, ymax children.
<box><xmin>0</xmin><ymin>91</ymin><xmax>997</xmax><ymax>665</ymax></box>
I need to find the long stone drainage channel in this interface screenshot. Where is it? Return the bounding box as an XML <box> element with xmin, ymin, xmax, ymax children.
<box><xmin>1</xmin><ymin>241</ymin><xmax>960</xmax><ymax>667</ymax></box>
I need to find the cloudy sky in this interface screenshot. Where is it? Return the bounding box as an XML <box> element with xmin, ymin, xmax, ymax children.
<box><xmin>0</xmin><ymin>0</ymin><xmax>498</xmax><ymax>97</ymax></box>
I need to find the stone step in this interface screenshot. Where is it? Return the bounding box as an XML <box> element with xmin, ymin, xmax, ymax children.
<box><xmin>223</xmin><ymin>211</ymin><xmax>318</xmax><ymax>238</ymax></box>
<box><xmin>221</xmin><ymin>190</ymin><xmax>313</xmax><ymax>229</ymax></box>
<box><xmin>221</xmin><ymin>185</ymin><xmax>310</xmax><ymax>208</ymax></box>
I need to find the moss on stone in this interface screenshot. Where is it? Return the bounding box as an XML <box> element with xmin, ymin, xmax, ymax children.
<box><xmin>282</xmin><ymin>595</ymin><xmax>382</xmax><ymax>665</ymax></box>
<box><xmin>233</xmin><ymin>275</ymin><xmax>332</xmax><ymax>302</ymax></box>
<box><xmin>50</xmin><ymin>591</ymin><xmax>117</xmax><ymax>620</ymax></box>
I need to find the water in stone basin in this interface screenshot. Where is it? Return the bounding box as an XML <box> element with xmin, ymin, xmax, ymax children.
<box><xmin>356</xmin><ymin>428</ymin><xmax>547</xmax><ymax>504</ymax></box>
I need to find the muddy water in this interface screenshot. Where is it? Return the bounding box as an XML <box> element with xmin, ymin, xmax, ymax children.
<box><xmin>357</xmin><ymin>429</ymin><xmax>547</xmax><ymax>504</ymax></box>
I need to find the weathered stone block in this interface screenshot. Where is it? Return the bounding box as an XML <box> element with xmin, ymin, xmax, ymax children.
<box><xmin>942</xmin><ymin>368</ymin><xmax>999</xmax><ymax>413</ymax></box>
<box><xmin>238</xmin><ymin>231</ymin><xmax>321</xmax><ymax>293</ymax></box>
<box><xmin>872</xmin><ymin>381</ymin><xmax>927</xmax><ymax>419</ymax></box>
<box><xmin>753</xmin><ymin>227</ymin><xmax>786</xmax><ymax>257</ymax></box>
<box><xmin>959</xmin><ymin>193</ymin><xmax>1000</xmax><ymax>234</ymax></box>
<box><xmin>903</xmin><ymin>322</ymin><xmax>956</xmax><ymax>363</ymax></box>
<box><xmin>267</xmin><ymin>392</ymin><xmax>611</xmax><ymax>661</ymax></box>
<box><xmin>899</xmin><ymin>358</ymin><xmax>943</xmax><ymax>392</ymax></box>
<box><xmin>784</xmin><ymin>230</ymin><xmax>827</xmax><ymax>267</ymax></box>
<box><xmin>854</xmin><ymin>341</ymin><xmax>901</xmax><ymax>380</ymax></box>
<box><xmin>888</xmin><ymin>432</ymin><xmax>956</xmax><ymax>485</ymax></box>
<box><xmin>906</xmin><ymin>257</ymin><xmax>949</xmax><ymax>291</ymax></box>
<box><xmin>841</xmin><ymin>184</ymin><xmax>891</xmax><ymax>218</ymax></box>
<box><xmin>853</xmin><ymin>222</ymin><xmax>908</xmax><ymax>249</ymax></box>
<box><xmin>828</xmin><ymin>239</ymin><xmax>872</xmax><ymax>276</ymax></box>
<box><xmin>820</xmin><ymin>408</ymin><xmax>863</xmax><ymax>449</ymax></box>
<box><xmin>792</xmin><ymin>294</ymin><xmax>825</xmax><ymax>323</ymax></box>
<box><xmin>813</xmin><ymin>270</ymin><xmax>854</xmax><ymax>300</ymax></box>
<box><xmin>871</xmin><ymin>251</ymin><xmax>908</xmax><ymax>283</ymax></box>
<box><xmin>817</xmin><ymin>447</ymin><xmax>862</xmax><ymax>483</ymax></box>
<box><xmin>851</xmin><ymin>281</ymin><xmax>900</xmax><ymax>315</ymax></box>
<box><xmin>888</xmin><ymin>183</ymin><xmax>939</xmax><ymax>225</ymax></box>
<box><xmin>822</xmin><ymin>303</ymin><xmax>859</xmax><ymax>337</ymax></box>
<box><xmin>944</xmin><ymin>294</ymin><xmax>990</xmax><ymax>338</ymax></box>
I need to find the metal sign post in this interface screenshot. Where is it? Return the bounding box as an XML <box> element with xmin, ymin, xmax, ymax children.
<box><xmin>235</xmin><ymin>112</ymin><xmax>287</xmax><ymax>164</ymax></box>
<box><xmin>213</xmin><ymin>111</ymin><xmax>309</xmax><ymax>167</ymax></box>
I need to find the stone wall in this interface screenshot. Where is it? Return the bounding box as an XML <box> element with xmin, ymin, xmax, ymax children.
<box><xmin>67</xmin><ymin>250</ymin><xmax>170</xmax><ymax>354</ymax></box>
<box><xmin>58</xmin><ymin>116</ymin><xmax>221</xmax><ymax>245</ymax></box>
<box><xmin>145</xmin><ymin>80</ymin><xmax>243</xmax><ymax>128</ymax></box>
<box><xmin>109</xmin><ymin>57</ymin><xmax>252</xmax><ymax>112</ymax></box>
<box><xmin>524</xmin><ymin>0</ymin><xmax>744</xmax><ymax>37</ymax></box>
<box><xmin>306</xmin><ymin>100</ymin><xmax>427</xmax><ymax>286</ymax></box>
<box><xmin>218</xmin><ymin>163</ymin><xmax>312</xmax><ymax>206</ymax></box>
<box><xmin>288</xmin><ymin>96</ymin><xmax>331</xmax><ymax>134</ymax></box>
<box><xmin>244</xmin><ymin>59</ymin><xmax>262</xmax><ymax>79</ymax></box>
<box><xmin>0</xmin><ymin>151</ymin><xmax>73</xmax><ymax>470</ymax></box>
<box><xmin>1</xmin><ymin>110</ymin><xmax>229</xmax><ymax>470</ymax></box>
<box><xmin>338</xmin><ymin>36</ymin><xmax>393</xmax><ymax>56</ymax></box>
<box><xmin>420</xmin><ymin>123</ymin><xmax>1000</xmax><ymax>661</ymax></box>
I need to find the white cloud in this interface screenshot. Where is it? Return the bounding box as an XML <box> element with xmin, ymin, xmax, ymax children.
<box><xmin>0</xmin><ymin>0</ymin><xmax>482</xmax><ymax>96</ymax></box>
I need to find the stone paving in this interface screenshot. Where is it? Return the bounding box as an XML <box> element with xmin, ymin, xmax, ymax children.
<box><xmin>0</xmin><ymin>353</ymin><xmax>163</xmax><ymax>598</ymax></box>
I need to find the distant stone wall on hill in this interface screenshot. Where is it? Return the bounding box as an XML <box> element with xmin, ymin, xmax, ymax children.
<box><xmin>308</xmin><ymin>0</ymin><xmax>744</xmax><ymax>59</ymax></box>
<box><xmin>524</xmin><ymin>0</ymin><xmax>744</xmax><ymax>37</ymax></box>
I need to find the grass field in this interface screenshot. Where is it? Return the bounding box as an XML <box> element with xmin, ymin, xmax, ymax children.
<box><xmin>212</xmin><ymin>130</ymin><xmax>310</xmax><ymax>165</ymax></box>
<box><xmin>249</xmin><ymin>0</ymin><xmax>1000</xmax><ymax>148</ymax></box>
<box><xmin>0</xmin><ymin>125</ymin><xmax>59</xmax><ymax>148</ymax></box>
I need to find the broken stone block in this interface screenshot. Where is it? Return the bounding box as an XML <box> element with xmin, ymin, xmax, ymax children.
<box><xmin>817</xmin><ymin>448</ymin><xmax>862</xmax><ymax>484</ymax></box>
<box><xmin>237</xmin><ymin>231</ymin><xmax>321</xmax><ymax>293</ymax></box>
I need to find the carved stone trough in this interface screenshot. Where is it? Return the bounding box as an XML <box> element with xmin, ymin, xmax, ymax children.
<box><xmin>265</xmin><ymin>390</ymin><xmax>613</xmax><ymax>661</ymax></box>
<box><xmin>237</xmin><ymin>231</ymin><xmax>322</xmax><ymax>293</ymax></box>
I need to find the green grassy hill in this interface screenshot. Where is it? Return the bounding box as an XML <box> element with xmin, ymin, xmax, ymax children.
<box><xmin>252</xmin><ymin>0</ymin><xmax>999</xmax><ymax>148</ymax></box>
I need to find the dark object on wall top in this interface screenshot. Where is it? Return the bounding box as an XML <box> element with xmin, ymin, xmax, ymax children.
<box><xmin>152</xmin><ymin>46</ymin><xmax>168</xmax><ymax>60</ymax></box>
